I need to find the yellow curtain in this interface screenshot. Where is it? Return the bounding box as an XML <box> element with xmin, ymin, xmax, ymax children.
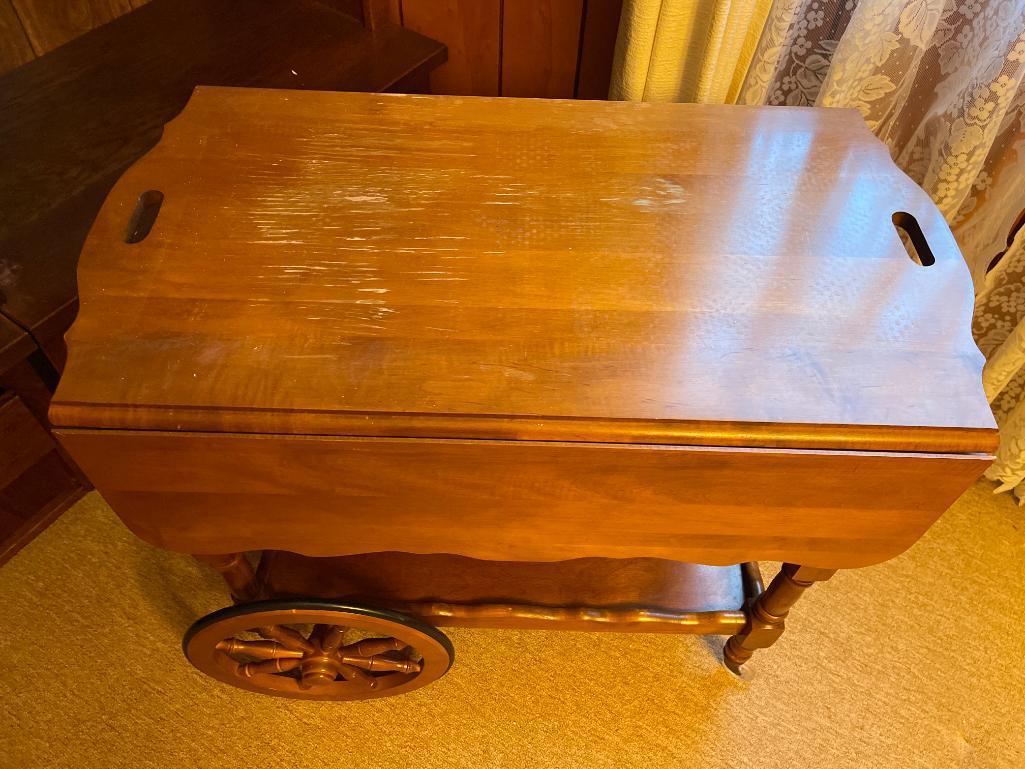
<box><xmin>610</xmin><ymin>0</ymin><xmax>775</xmax><ymax>103</ymax></box>
<box><xmin>610</xmin><ymin>0</ymin><xmax>1025</xmax><ymax>502</ymax></box>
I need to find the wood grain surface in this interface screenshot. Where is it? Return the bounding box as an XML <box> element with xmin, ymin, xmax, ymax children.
<box><xmin>501</xmin><ymin>0</ymin><xmax>584</xmax><ymax>98</ymax></box>
<box><xmin>52</xmin><ymin>88</ymin><xmax>996</xmax><ymax>454</ymax></box>
<box><xmin>55</xmin><ymin>429</ymin><xmax>990</xmax><ymax>568</ymax></box>
<box><xmin>401</xmin><ymin>0</ymin><xmax>500</xmax><ymax>95</ymax></box>
<box><xmin>0</xmin><ymin>0</ymin><xmax>33</xmax><ymax>71</ymax></box>
<box><xmin>10</xmin><ymin>0</ymin><xmax>132</xmax><ymax>54</ymax></box>
<box><xmin>575</xmin><ymin>0</ymin><xmax>624</xmax><ymax>99</ymax></box>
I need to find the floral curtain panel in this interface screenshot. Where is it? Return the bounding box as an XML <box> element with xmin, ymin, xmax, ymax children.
<box><xmin>611</xmin><ymin>0</ymin><xmax>1025</xmax><ymax>501</ymax></box>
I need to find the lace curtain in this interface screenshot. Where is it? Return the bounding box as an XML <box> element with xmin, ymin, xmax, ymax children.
<box><xmin>611</xmin><ymin>0</ymin><xmax>1025</xmax><ymax>501</ymax></box>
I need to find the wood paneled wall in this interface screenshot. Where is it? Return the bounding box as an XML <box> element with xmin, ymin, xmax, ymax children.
<box><xmin>0</xmin><ymin>0</ymin><xmax>148</xmax><ymax>72</ymax></box>
<box><xmin>397</xmin><ymin>0</ymin><xmax>623</xmax><ymax>98</ymax></box>
<box><xmin>0</xmin><ymin>0</ymin><xmax>622</xmax><ymax>95</ymax></box>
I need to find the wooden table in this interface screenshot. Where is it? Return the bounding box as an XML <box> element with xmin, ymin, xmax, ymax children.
<box><xmin>51</xmin><ymin>88</ymin><xmax>996</xmax><ymax>700</ymax></box>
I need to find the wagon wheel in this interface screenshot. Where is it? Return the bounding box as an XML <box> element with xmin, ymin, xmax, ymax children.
<box><xmin>183</xmin><ymin>599</ymin><xmax>454</xmax><ymax>700</ymax></box>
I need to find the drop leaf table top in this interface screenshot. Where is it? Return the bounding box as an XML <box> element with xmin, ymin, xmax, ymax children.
<box><xmin>52</xmin><ymin>88</ymin><xmax>995</xmax><ymax>571</ymax></box>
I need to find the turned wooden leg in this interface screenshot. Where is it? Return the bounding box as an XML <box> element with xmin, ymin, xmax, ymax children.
<box><xmin>723</xmin><ymin>563</ymin><xmax>835</xmax><ymax>675</ymax></box>
<box><xmin>194</xmin><ymin>552</ymin><xmax>259</xmax><ymax>602</ymax></box>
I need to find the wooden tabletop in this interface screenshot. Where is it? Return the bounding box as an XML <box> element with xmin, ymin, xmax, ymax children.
<box><xmin>52</xmin><ymin>88</ymin><xmax>996</xmax><ymax>453</ymax></box>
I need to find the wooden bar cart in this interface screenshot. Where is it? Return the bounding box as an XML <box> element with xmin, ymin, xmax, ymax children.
<box><xmin>51</xmin><ymin>88</ymin><xmax>996</xmax><ymax>700</ymax></box>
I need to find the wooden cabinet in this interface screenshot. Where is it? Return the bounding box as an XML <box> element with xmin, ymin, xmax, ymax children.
<box><xmin>0</xmin><ymin>391</ymin><xmax>83</xmax><ymax>564</ymax></box>
<box><xmin>401</xmin><ymin>0</ymin><xmax>622</xmax><ymax>97</ymax></box>
<box><xmin>401</xmin><ymin>0</ymin><xmax>502</xmax><ymax>95</ymax></box>
<box><xmin>0</xmin><ymin>0</ymin><xmax>623</xmax><ymax>98</ymax></box>
<box><xmin>0</xmin><ymin>314</ymin><xmax>85</xmax><ymax>564</ymax></box>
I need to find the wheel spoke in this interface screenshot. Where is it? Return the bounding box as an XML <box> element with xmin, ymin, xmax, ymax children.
<box><xmin>256</xmin><ymin>624</ymin><xmax>315</xmax><ymax>654</ymax></box>
<box><xmin>340</xmin><ymin>654</ymin><xmax>421</xmax><ymax>674</ymax></box>
<box><xmin>238</xmin><ymin>658</ymin><xmax>302</xmax><ymax>678</ymax></box>
<box><xmin>340</xmin><ymin>637</ymin><xmax>406</xmax><ymax>657</ymax></box>
<box><xmin>314</xmin><ymin>624</ymin><xmax>347</xmax><ymax>653</ymax></box>
<box><xmin>336</xmin><ymin>662</ymin><xmax>377</xmax><ymax>688</ymax></box>
<box><xmin>216</xmin><ymin>639</ymin><xmax>305</xmax><ymax>661</ymax></box>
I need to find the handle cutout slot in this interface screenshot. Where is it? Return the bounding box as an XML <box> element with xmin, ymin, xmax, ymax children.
<box><xmin>124</xmin><ymin>190</ymin><xmax>164</xmax><ymax>244</ymax></box>
<box><xmin>892</xmin><ymin>211</ymin><xmax>935</xmax><ymax>266</ymax></box>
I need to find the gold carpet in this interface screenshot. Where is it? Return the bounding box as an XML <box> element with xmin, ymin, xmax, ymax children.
<box><xmin>1</xmin><ymin>481</ymin><xmax>1023</xmax><ymax>768</ymax></box>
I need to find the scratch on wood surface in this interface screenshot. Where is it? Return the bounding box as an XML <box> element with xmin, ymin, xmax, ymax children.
<box><xmin>343</xmin><ymin>195</ymin><xmax>387</xmax><ymax>203</ymax></box>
